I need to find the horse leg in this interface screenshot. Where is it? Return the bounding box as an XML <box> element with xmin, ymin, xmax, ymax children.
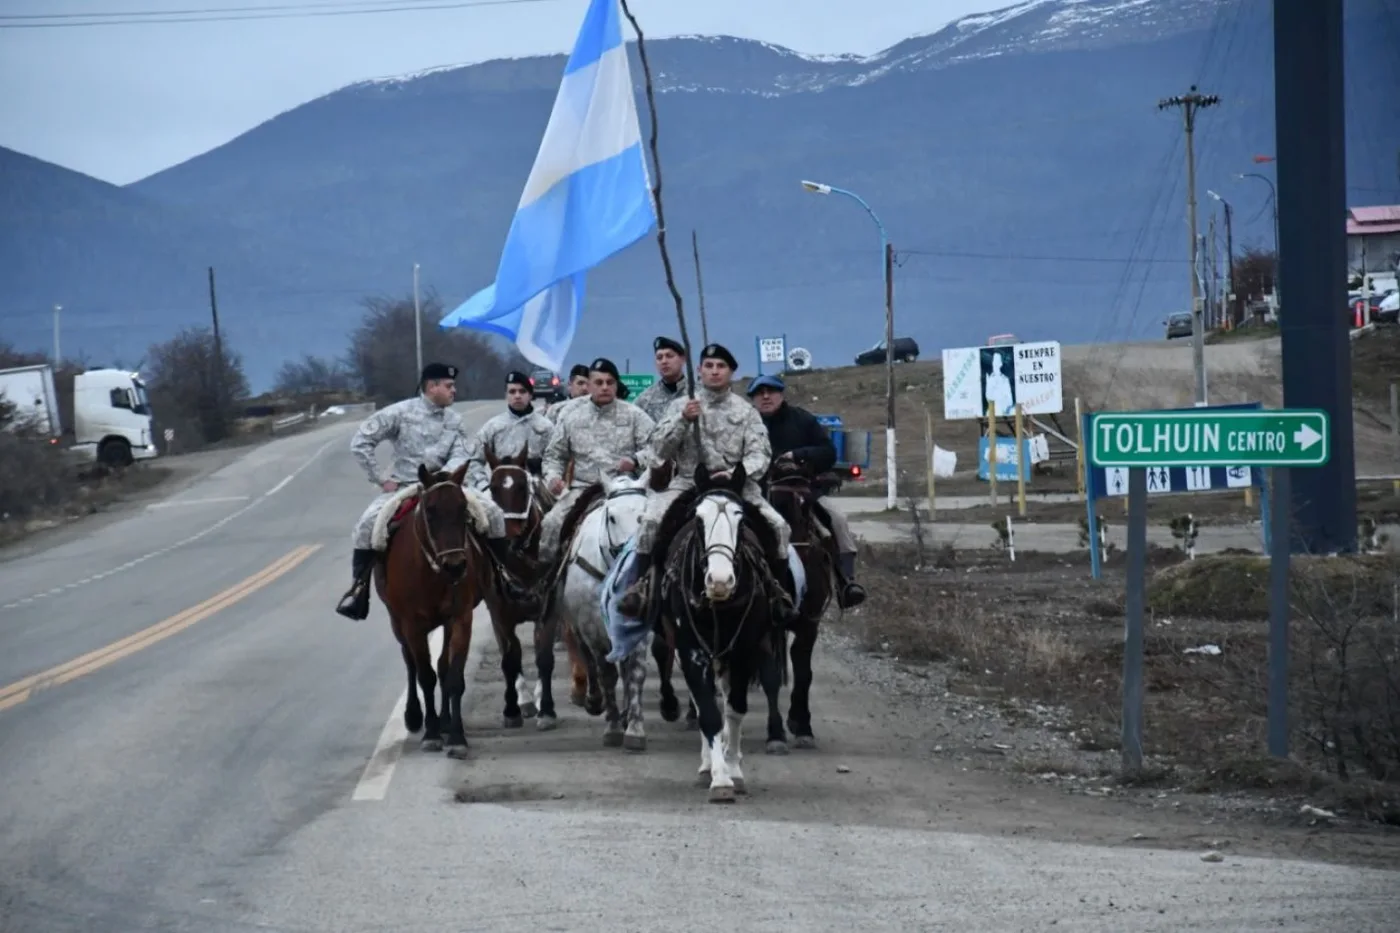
<box><xmin>651</xmin><ymin>635</ymin><xmax>680</xmax><ymax>723</ymax></box>
<box><xmin>497</xmin><ymin>623</ymin><xmax>525</xmax><ymax>729</ymax></box>
<box><xmin>621</xmin><ymin>635</ymin><xmax>650</xmax><ymax>752</ymax></box>
<box><xmin>599</xmin><ymin>659</ymin><xmax>624</xmax><ymax>748</ymax></box>
<box><xmin>562</xmin><ymin>622</ymin><xmax>588</xmax><ymax>708</ymax></box>
<box><xmin>686</xmin><ymin>695</ymin><xmax>700</xmax><ymax>732</ymax></box>
<box><xmin>787</xmin><ymin>618</ymin><xmax>819</xmax><ymax>749</ymax></box>
<box><xmin>678</xmin><ymin>654</ymin><xmax>733</xmax><ymax>803</ymax></box>
<box><xmin>443</xmin><ymin>612</ymin><xmax>474</xmax><ymax>758</ymax></box>
<box><xmin>399</xmin><ymin>638</ymin><xmax>424</xmax><ymax>735</ymax></box>
<box><xmin>406</xmin><ymin>624</ymin><xmax>442</xmax><ymax>751</ymax></box>
<box><xmin>723</xmin><ymin>667</ymin><xmax>750</xmax><ymax>794</ymax></box>
<box><xmin>435</xmin><ymin>629</ymin><xmax>451</xmax><ymax>733</ymax></box>
<box><xmin>531</xmin><ymin>614</ymin><xmax>559</xmax><ymax>731</ymax></box>
<box><xmin>760</xmin><ymin>632</ymin><xmax>789</xmax><ymax>756</ymax></box>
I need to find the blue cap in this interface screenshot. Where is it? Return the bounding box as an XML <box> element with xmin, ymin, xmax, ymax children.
<box><xmin>746</xmin><ymin>374</ymin><xmax>786</xmax><ymax>396</ymax></box>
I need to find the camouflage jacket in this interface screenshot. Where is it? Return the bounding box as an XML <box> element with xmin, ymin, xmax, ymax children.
<box><xmin>544</xmin><ymin>395</ymin><xmax>588</xmax><ymax>425</ymax></box>
<box><xmin>650</xmin><ymin>386</ymin><xmax>770</xmax><ymax>489</ymax></box>
<box><xmin>465</xmin><ymin>407</ymin><xmax>554</xmax><ymax>491</ymax></box>
<box><xmin>350</xmin><ymin>395</ymin><xmax>469</xmax><ymax>487</ymax></box>
<box><xmin>632</xmin><ymin>376</ymin><xmax>692</xmax><ymax>423</ymax></box>
<box><xmin>543</xmin><ymin>398</ymin><xmax>656</xmax><ymax>489</ymax></box>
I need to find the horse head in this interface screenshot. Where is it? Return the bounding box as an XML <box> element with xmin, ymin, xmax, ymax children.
<box><xmin>486</xmin><ymin>443</ymin><xmax>534</xmax><ymax>540</ymax></box>
<box><xmin>415</xmin><ymin>461</ymin><xmax>473</xmax><ymax>578</ymax></box>
<box><xmin>692</xmin><ymin>463</ymin><xmax>748</xmax><ymax>602</ymax></box>
<box><xmin>765</xmin><ymin>459</ymin><xmax>815</xmax><ymax>537</ymax></box>
<box><xmin>597</xmin><ymin>472</ymin><xmax>649</xmax><ymax>557</ymax></box>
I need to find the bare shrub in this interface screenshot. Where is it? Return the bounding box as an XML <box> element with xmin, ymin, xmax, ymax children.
<box><xmin>145</xmin><ymin>327</ymin><xmax>250</xmax><ymax>446</ymax></box>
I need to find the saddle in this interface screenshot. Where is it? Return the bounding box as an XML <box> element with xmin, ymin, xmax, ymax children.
<box><xmin>556</xmin><ymin>481</ymin><xmax>607</xmax><ymax>557</ymax></box>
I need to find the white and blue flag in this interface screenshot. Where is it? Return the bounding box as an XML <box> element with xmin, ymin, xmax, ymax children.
<box><xmin>439</xmin><ymin>0</ymin><xmax>656</xmax><ymax>371</ymax></box>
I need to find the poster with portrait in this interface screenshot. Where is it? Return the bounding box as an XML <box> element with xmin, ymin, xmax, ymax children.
<box><xmin>979</xmin><ymin>346</ymin><xmax>1017</xmax><ymax>418</ymax></box>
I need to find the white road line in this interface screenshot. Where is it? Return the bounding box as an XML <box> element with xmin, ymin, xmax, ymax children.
<box><xmin>1</xmin><ymin>437</ymin><xmax>336</xmax><ymax>613</ymax></box>
<box><xmin>145</xmin><ymin>496</ymin><xmax>251</xmax><ymax>510</ymax></box>
<box><xmin>264</xmin><ymin>475</ymin><xmax>293</xmax><ymax>497</ymax></box>
<box><xmin>352</xmin><ymin>616</ymin><xmax>492</xmax><ymax>802</ymax></box>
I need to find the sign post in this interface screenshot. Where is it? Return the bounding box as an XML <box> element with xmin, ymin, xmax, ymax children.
<box><xmin>755</xmin><ymin>336</ymin><xmax>786</xmax><ymax>376</ymax></box>
<box><xmin>1088</xmin><ymin>406</ymin><xmax>1332</xmax><ymax>770</ymax></box>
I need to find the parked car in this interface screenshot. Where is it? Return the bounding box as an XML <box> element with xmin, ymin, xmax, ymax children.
<box><xmin>1163</xmin><ymin>312</ymin><xmax>1193</xmax><ymax>339</ymax></box>
<box><xmin>854</xmin><ymin>336</ymin><xmax>919</xmax><ymax>366</ymax></box>
<box><xmin>528</xmin><ymin>369</ymin><xmax>561</xmax><ymax>399</ymax></box>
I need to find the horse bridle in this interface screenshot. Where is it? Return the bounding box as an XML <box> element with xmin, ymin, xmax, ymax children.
<box><xmin>598</xmin><ymin>483</ymin><xmax>647</xmax><ymax>558</ymax></box>
<box><xmin>490</xmin><ymin>463</ymin><xmax>537</xmax><ymax>523</ymax></box>
<box><xmin>413</xmin><ymin>479</ymin><xmax>474</xmax><ymax>574</ymax></box>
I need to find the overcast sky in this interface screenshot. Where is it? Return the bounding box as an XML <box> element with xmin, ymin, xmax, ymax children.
<box><xmin>0</xmin><ymin>0</ymin><xmax>1002</xmax><ymax>184</ymax></box>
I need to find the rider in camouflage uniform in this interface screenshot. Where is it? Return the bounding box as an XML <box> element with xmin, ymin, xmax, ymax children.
<box><xmin>535</xmin><ymin>358</ymin><xmax>656</xmax><ymax>571</ymax></box>
<box><xmin>631</xmin><ymin>336</ymin><xmax>693</xmax><ymax>423</ymax></box>
<box><xmin>334</xmin><ymin>362</ymin><xmax>529</xmax><ymax>621</ymax></box>
<box><xmin>545</xmin><ymin>363</ymin><xmax>592</xmax><ymax>425</ymax></box>
<box><xmin>616</xmin><ymin>343</ymin><xmax>797</xmax><ymax>622</ymax></box>
<box><xmin>465</xmin><ymin>370</ymin><xmax>554</xmax><ymax>491</ymax></box>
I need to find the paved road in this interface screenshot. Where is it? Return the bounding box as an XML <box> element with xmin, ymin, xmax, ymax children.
<box><xmin>1</xmin><ymin>398</ymin><xmax>1396</xmax><ymax>932</ymax></box>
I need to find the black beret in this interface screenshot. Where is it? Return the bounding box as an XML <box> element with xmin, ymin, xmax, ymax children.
<box><xmin>568</xmin><ymin>363</ymin><xmax>590</xmax><ymax>381</ymax></box>
<box><xmin>699</xmin><ymin>343</ymin><xmax>737</xmax><ymax>370</ymax></box>
<box><xmin>505</xmin><ymin>370</ymin><xmax>531</xmax><ymax>389</ymax></box>
<box><xmin>589</xmin><ymin>357</ymin><xmax>620</xmax><ymax>380</ymax></box>
<box><xmin>653</xmin><ymin>336</ymin><xmax>685</xmax><ymax>356</ymax></box>
<box><xmin>421</xmin><ymin>362</ymin><xmax>457</xmax><ymax>383</ymax></box>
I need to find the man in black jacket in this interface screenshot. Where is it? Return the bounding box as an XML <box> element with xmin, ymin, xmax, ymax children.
<box><xmin>747</xmin><ymin>374</ymin><xmax>866</xmax><ymax>609</ymax></box>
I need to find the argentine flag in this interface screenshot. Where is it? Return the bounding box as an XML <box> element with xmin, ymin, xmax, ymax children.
<box><xmin>439</xmin><ymin>0</ymin><xmax>656</xmax><ymax>371</ymax></box>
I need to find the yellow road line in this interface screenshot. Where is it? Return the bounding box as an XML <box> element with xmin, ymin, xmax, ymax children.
<box><xmin>0</xmin><ymin>543</ymin><xmax>322</xmax><ymax>713</ymax></box>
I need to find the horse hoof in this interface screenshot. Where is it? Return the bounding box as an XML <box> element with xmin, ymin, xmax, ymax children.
<box><xmin>502</xmin><ymin>715</ymin><xmax>524</xmax><ymax>729</ymax></box>
<box><xmin>584</xmin><ymin>698</ymin><xmax>604</xmax><ymax>717</ymax></box>
<box><xmin>794</xmin><ymin>734</ymin><xmax>817</xmax><ymax>750</ymax></box>
<box><xmin>520</xmin><ymin>701</ymin><xmax>538</xmax><ymax>719</ymax></box>
<box><xmin>708</xmin><ymin>785</ymin><xmax>737</xmax><ymax>804</ymax></box>
<box><xmin>445</xmin><ymin>743</ymin><xmax>469</xmax><ymax>760</ymax></box>
<box><xmin>733</xmin><ymin>777</ymin><xmax>748</xmax><ymax>795</ymax></box>
<box><xmin>765</xmin><ymin>740</ymin><xmax>789</xmax><ymax>756</ymax></box>
<box><xmin>695</xmin><ymin>769</ymin><xmax>711</xmax><ymax>787</ymax></box>
<box><xmin>421</xmin><ymin>737</ymin><xmax>443</xmax><ymax>752</ymax></box>
<box><xmin>405</xmin><ymin>709</ymin><xmax>424</xmax><ymax>734</ymax></box>
<box><xmin>623</xmin><ymin>733</ymin><xmax>647</xmax><ymax>752</ymax></box>
<box><xmin>603</xmin><ymin>731</ymin><xmax>624</xmax><ymax>748</ymax></box>
<box><xmin>659</xmin><ymin>696</ymin><xmax>680</xmax><ymax>722</ymax></box>
<box><xmin>570</xmin><ymin>691</ymin><xmax>587</xmax><ymax>708</ymax></box>
<box><xmin>535</xmin><ymin>713</ymin><xmax>559</xmax><ymax>732</ymax></box>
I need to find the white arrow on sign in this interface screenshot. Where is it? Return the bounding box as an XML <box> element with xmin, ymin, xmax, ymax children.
<box><xmin>1293</xmin><ymin>423</ymin><xmax>1323</xmax><ymax>451</ymax></box>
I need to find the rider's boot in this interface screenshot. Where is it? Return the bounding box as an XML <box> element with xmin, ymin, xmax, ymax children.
<box><xmin>769</xmin><ymin>549</ymin><xmax>801</xmax><ymax>626</ymax></box>
<box><xmin>335</xmin><ymin>548</ymin><xmax>375</xmax><ymax>621</ymax></box>
<box><xmin>834</xmin><ymin>550</ymin><xmax>867</xmax><ymax>609</ymax></box>
<box><xmin>616</xmin><ymin>551</ymin><xmax>653</xmax><ymax>618</ymax></box>
<box><xmin>485</xmin><ymin>537</ymin><xmax>540</xmax><ymax>612</ymax></box>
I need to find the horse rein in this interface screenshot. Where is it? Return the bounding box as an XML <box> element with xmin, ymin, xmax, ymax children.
<box><xmin>413</xmin><ymin>479</ymin><xmax>475</xmax><ymax>574</ymax></box>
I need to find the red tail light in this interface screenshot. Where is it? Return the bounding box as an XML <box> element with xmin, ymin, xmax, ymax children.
<box><xmin>849</xmin><ymin>465</ymin><xmax>862</xmax><ymax>479</ymax></box>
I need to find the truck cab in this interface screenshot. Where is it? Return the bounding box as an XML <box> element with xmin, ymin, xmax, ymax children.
<box><xmin>72</xmin><ymin>369</ymin><xmax>159</xmax><ymax>467</ymax></box>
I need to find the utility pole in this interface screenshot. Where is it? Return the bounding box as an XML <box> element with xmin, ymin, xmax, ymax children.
<box><xmin>883</xmin><ymin>241</ymin><xmax>897</xmax><ymax>510</ymax></box>
<box><xmin>691</xmin><ymin>230</ymin><xmax>709</xmax><ymax>347</ymax></box>
<box><xmin>52</xmin><ymin>304</ymin><xmax>61</xmax><ymax>363</ymax></box>
<box><xmin>207</xmin><ymin>266</ymin><xmax>225</xmax><ymax>421</ymax></box>
<box><xmin>1207</xmin><ymin>213</ymin><xmax>1217</xmax><ymax>330</ymax></box>
<box><xmin>413</xmin><ymin>263</ymin><xmax>423</xmax><ymax>378</ymax></box>
<box><xmin>1208</xmin><ymin>191</ymin><xmax>1237</xmax><ymax>326</ymax></box>
<box><xmin>1159</xmin><ymin>85</ymin><xmax>1220</xmax><ymax>405</ymax></box>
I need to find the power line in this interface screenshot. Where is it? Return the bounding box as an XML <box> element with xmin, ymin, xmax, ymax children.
<box><xmin>0</xmin><ymin>0</ymin><xmax>560</xmax><ymax>29</ymax></box>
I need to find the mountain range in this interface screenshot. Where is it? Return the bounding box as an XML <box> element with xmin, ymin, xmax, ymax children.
<box><xmin>2</xmin><ymin>0</ymin><xmax>1398</xmax><ymax>391</ymax></box>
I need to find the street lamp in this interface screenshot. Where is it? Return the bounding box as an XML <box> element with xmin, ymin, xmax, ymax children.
<box><xmin>1206</xmin><ymin>189</ymin><xmax>1236</xmax><ymax>327</ymax></box>
<box><xmin>801</xmin><ymin>178</ymin><xmax>897</xmax><ymax>510</ymax></box>
<box><xmin>1235</xmin><ymin>168</ymin><xmax>1280</xmax><ymax>311</ymax></box>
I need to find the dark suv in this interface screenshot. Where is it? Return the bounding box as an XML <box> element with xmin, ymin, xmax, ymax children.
<box><xmin>854</xmin><ymin>336</ymin><xmax>919</xmax><ymax>366</ymax></box>
<box><xmin>528</xmin><ymin>369</ymin><xmax>561</xmax><ymax>399</ymax></box>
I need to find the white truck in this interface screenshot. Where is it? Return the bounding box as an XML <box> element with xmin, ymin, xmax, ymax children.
<box><xmin>0</xmin><ymin>363</ymin><xmax>159</xmax><ymax>467</ymax></box>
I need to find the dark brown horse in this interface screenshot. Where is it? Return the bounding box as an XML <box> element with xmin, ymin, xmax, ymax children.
<box><xmin>763</xmin><ymin>459</ymin><xmax>833</xmax><ymax>749</ymax></box>
<box><xmin>482</xmin><ymin>442</ymin><xmax>588</xmax><ymax>729</ymax></box>
<box><xmin>373</xmin><ymin>462</ymin><xmax>491</xmax><ymax>758</ymax></box>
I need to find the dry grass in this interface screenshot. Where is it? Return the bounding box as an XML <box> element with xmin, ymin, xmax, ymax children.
<box><xmin>847</xmin><ymin>542</ymin><xmax>1400</xmax><ymax>822</ymax></box>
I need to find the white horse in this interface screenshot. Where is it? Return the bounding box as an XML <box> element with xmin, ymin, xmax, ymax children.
<box><xmin>553</xmin><ymin>470</ymin><xmax>657</xmax><ymax>750</ymax></box>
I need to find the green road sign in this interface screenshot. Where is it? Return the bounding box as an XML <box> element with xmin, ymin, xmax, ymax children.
<box><xmin>618</xmin><ymin>373</ymin><xmax>655</xmax><ymax>395</ymax></box>
<box><xmin>1089</xmin><ymin>409</ymin><xmax>1330</xmax><ymax>468</ymax></box>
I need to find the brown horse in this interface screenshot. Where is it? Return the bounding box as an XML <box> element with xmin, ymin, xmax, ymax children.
<box><xmin>373</xmin><ymin>461</ymin><xmax>491</xmax><ymax>758</ymax></box>
<box><xmin>763</xmin><ymin>460</ymin><xmax>834</xmax><ymax>749</ymax></box>
<box><xmin>482</xmin><ymin>442</ymin><xmax>588</xmax><ymax>729</ymax></box>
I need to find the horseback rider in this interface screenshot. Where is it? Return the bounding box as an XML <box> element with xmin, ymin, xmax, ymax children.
<box><xmin>334</xmin><ymin>362</ymin><xmax>532</xmax><ymax>621</ymax></box>
<box><xmin>616</xmin><ymin>342</ymin><xmax>799</xmax><ymax>623</ymax></box>
<box><xmin>632</xmin><ymin>336</ymin><xmax>693</xmax><ymax>422</ymax></box>
<box><xmin>747</xmin><ymin>373</ymin><xmax>866</xmax><ymax>609</ymax></box>
<box><xmin>545</xmin><ymin>363</ymin><xmax>592</xmax><ymax>425</ymax></box>
<box><xmin>465</xmin><ymin>370</ymin><xmax>554</xmax><ymax>490</ymax></box>
<box><xmin>532</xmin><ymin>357</ymin><xmax>657</xmax><ymax>591</ymax></box>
